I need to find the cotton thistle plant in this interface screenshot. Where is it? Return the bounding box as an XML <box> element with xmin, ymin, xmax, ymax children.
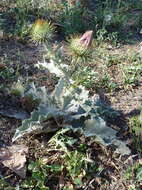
<box><xmin>66</xmin><ymin>30</ymin><xmax>93</xmax><ymax>64</ymax></box>
<box><xmin>30</xmin><ymin>19</ymin><xmax>55</xmax><ymax>43</ymax></box>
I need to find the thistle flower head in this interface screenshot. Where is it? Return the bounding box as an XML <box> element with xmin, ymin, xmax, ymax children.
<box><xmin>31</xmin><ymin>19</ymin><xmax>55</xmax><ymax>43</ymax></box>
<box><xmin>67</xmin><ymin>30</ymin><xmax>93</xmax><ymax>63</ymax></box>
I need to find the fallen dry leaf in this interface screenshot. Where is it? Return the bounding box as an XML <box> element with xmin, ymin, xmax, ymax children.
<box><xmin>0</xmin><ymin>144</ymin><xmax>28</xmax><ymax>178</ymax></box>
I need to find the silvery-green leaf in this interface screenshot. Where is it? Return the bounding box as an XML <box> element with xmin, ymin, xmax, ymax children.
<box><xmin>0</xmin><ymin>108</ymin><xmax>29</xmax><ymax>120</ymax></box>
<box><xmin>95</xmin><ymin>99</ymin><xmax>120</xmax><ymax>119</ymax></box>
<box><xmin>84</xmin><ymin>117</ymin><xmax>116</xmax><ymax>145</ymax></box>
<box><xmin>74</xmin><ymin>85</ymin><xmax>89</xmax><ymax>103</ymax></box>
<box><xmin>113</xmin><ymin>140</ymin><xmax>131</xmax><ymax>155</ymax></box>
<box><xmin>52</xmin><ymin>78</ymin><xmax>69</xmax><ymax>109</ymax></box>
<box><xmin>54</xmin><ymin>80</ymin><xmax>86</xmax><ymax>114</ymax></box>
<box><xmin>36</xmin><ymin>59</ymin><xmax>65</xmax><ymax>77</ymax></box>
<box><xmin>12</xmin><ymin>76</ymin><xmax>131</xmax><ymax>155</ymax></box>
<box><xmin>24</xmin><ymin>83</ymin><xmax>48</xmax><ymax>103</ymax></box>
<box><xmin>83</xmin><ymin>117</ymin><xmax>130</xmax><ymax>155</ymax></box>
<box><xmin>24</xmin><ymin>82</ymin><xmax>37</xmax><ymax>97</ymax></box>
<box><xmin>12</xmin><ymin>106</ymin><xmax>60</xmax><ymax>142</ymax></box>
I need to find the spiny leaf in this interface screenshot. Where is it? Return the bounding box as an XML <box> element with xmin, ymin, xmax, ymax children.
<box><xmin>12</xmin><ymin>68</ymin><xmax>130</xmax><ymax>155</ymax></box>
<box><xmin>31</xmin><ymin>19</ymin><xmax>55</xmax><ymax>43</ymax></box>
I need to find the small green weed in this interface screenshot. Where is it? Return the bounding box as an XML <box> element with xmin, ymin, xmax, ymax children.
<box><xmin>129</xmin><ymin>113</ymin><xmax>142</xmax><ymax>154</ymax></box>
<box><xmin>1</xmin><ymin>6</ymin><xmax>30</xmax><ymax>39</ymax></box>
<box><xmin>59</xmin><ymin>3</ymin><xmax>93</xmax><ymax>35</ymax></box>
<box><xmin>0</xmin><ymin>65</ymin><xmax>15</xmax><ymax>81</ymax></box>
<box><xmin>20</xmin><ymin>129</ymin><xmax>99</xmax><ymax>189</ymax></box>
<box><xmin>47</xmin><ymin>129</ymin><xmax>100</xmax><ymax>188</ymax></box>
<box><xmin>124</xmin><ymin>162</ymin><xmax>142</xmax><ymax>190</ymax></box>
<box><xmin>105</xmin><ymin>55</ymin><xmax>122</xmax><ymax>67</ymax></box>
<box><xmin>122</xmin><ymin>60</ymin><xmax>142</xmax><ymax>88</ymax></box>
<box><xmin>21</xmin><ymin>159</ymin><xmax>62</xmax><ymax>190</ymax></box>
<box><xmin>0</xmin><ymin>57</ymin><xmax>20</xmax><ymax>90</ymax></box>
<box><xmin>98</xmin><ymin>73</ymin><xmax>118</xmax><ymax>92</ymax></box>
<box><xmin>96</xmin><ymin>28</ymin><xmax>118</xmax><ymax>46</ymax></box>
<box><xmin>0</xmin><ymin>177</ymin><xmax>15</xmax><ymax>190</ymax></box>
<box><xmin>13</xmin><ymin>7</ymin><xmax>30</xmax><ymax>39</ymax></box>
<box><xmin>130</xmin><ymin>116</ymin><xmax>142</xmax><ymax>137</ymax></box>
<box><xmin>20</xmin><ymin>129</ymin><xmax>99</xmax><ymax>190</ymax></box>
<box><xmin>71</xmin><ymin>66</ymin><xmax>98</xmax><ymax>89</ymax></box>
